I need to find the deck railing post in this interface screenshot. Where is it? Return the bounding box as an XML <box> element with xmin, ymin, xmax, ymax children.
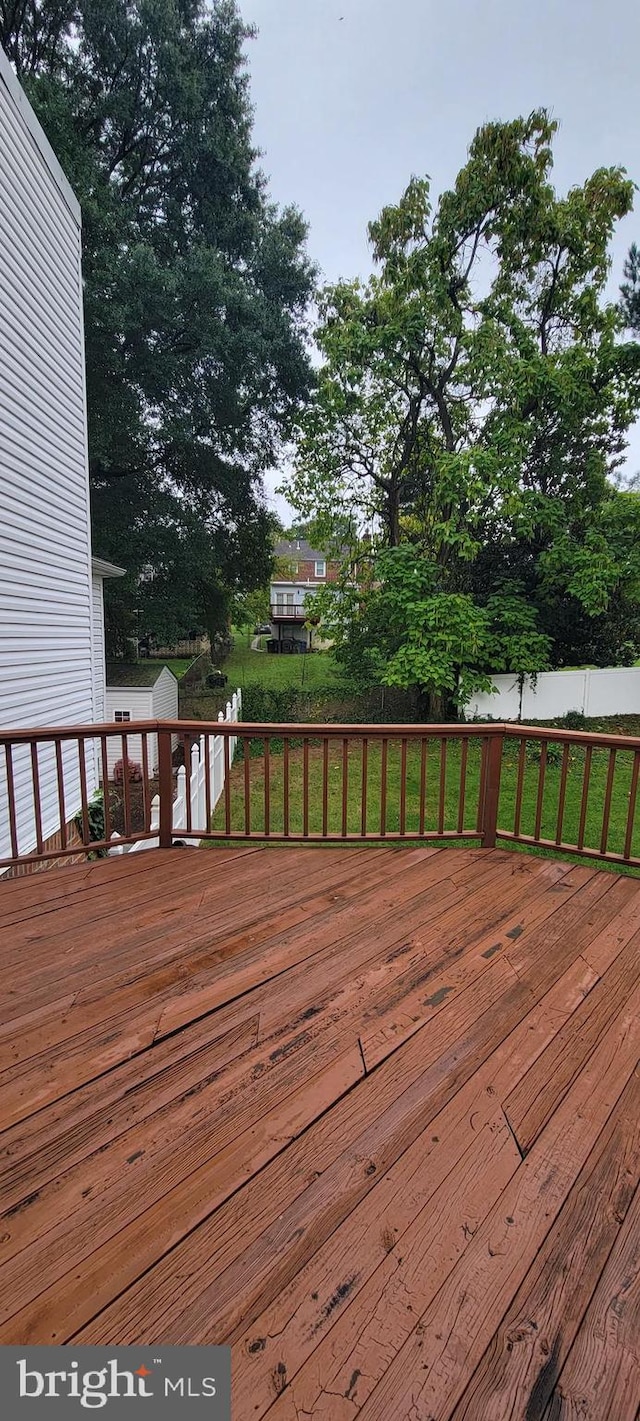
<box><xmin>481</xmin><ymin>729</ymin><xmax>504</xmax><ymax>849</ymax></box>
<box><xmin>157</xmin><ymin>727</ymin><xmax>174</xmax><ymax>849</ymax></box>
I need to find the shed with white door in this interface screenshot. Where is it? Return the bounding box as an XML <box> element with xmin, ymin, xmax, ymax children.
<box><xmin>105</xmin><ymin>664</ymin><xmax>178</xmax><ymax>778</ymax></box>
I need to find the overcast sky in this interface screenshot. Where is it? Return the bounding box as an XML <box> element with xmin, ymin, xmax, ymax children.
<box><xmin>240</xmin><ymin>0</ymin><xmax>640</xmax><ymax>520</ymax></box>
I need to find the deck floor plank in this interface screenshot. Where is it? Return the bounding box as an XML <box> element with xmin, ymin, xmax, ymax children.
<box><xmin>542</xmin><ymin>1169</ymin><xmax>640</xmax><ymax>1420</ymax></box>
<box><xmin>0</xmin><ymin>844</ymin><xmax>638</xmax><ymax>1419</ymax></box>
<box><xmin>449</xmin><ymin>1063</ymin><xmax>640</xmax><ymax>1420</ymax></box>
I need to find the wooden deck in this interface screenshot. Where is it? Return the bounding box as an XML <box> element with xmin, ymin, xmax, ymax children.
<box><xmin>0</xmin><ymin>843</ymin><xmax>639</xmax><ymax>1418</ymax></box>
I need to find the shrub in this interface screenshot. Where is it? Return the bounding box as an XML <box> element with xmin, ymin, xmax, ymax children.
<box><xmin>74</xmin><ymin>790</ymin><xmax>108</xmax><ymax>857</ymax></box>
<box><xmin>527</xmin><ymin>740</ymin><xmax>564</xmax><ymax>767</ymax></box>
<box><xmin>560</xmin><ymin>709</ymin><xmax>587</xmax><ymax>731</ymax></box>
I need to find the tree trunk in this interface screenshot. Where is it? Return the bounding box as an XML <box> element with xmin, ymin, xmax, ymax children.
<box><xmin>387</xmin><ymin>486</ymin><xmax>401</xmax><ymax>547</ymax></box>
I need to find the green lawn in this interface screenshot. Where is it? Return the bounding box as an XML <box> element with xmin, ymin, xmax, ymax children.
<box><xmin>222</xmin><ymin>633</ymin><xmax>341</xmax><ymax>692</ymax></box>
<box><xmin>151</xmin><ymin>657</ymin><xmax>196</xmax><ymax>679</ymax></box>
<box><xmin>211</xmin><ymin>734</ymin><xmax>640</xmax><ymax>873</ymax></box>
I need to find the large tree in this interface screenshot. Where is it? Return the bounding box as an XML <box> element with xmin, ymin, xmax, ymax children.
<box><xmin>621</xmin><ymin>243</ymin><xmax>640</xmax><ymax>335</ymax></box>
<box><xmin>1</xmin><ymin>0</ymin><xmax>315</xmax><ymax>647</ymax></box>
<box><xmin>288</xmin><ymin>112</ymin><xmax>640</xmax><ymax>713</ymax></box>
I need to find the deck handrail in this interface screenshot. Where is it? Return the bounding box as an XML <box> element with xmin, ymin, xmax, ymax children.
<box><xmin>2</xmin><ymin>718</ymin><xmax>640</xmax><ymax>872</ymax></box>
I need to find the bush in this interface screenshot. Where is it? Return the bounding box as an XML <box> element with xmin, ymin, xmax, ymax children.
<box><xmin>527</xmin><ymin>740</ymin><xmax>564</xmax><ymax>767</ymax></box>
<box><xmin>559</xmin><ymin>709</ymin><xmax>587</xmax><ymax>731</ymax></box>
<box><xmin>74</xmin><ymin>790</ymin><xmax>108</xmax><ymax>856</ymax></box>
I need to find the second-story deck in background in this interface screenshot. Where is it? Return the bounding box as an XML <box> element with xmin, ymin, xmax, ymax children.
<box><xmin>0</xmin><ymin>840</ymin><xmax>638</xmax><ymax>1418</ymax></box>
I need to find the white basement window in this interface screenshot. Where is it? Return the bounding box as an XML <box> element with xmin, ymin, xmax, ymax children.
<box><xmin>315</xmin><ymin>560</ymin><xmax>326</xmax><ymax>577</ymax></box>
<box><xmin>114</xmin><ymin>710</ymin><xmax>131</xmax><ymax>723</ymax></box>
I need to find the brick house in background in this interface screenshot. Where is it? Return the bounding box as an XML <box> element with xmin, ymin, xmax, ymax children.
<box><xmin>269</xmin><ymin>539</ymin><xmax>341</xmax><ymax>651</ymax></box>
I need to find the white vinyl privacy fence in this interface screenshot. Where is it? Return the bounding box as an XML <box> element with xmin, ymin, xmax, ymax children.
<box><xmin>110</xmin><ymin>690</ymin><xmax>240</xmax><ymax>854</ymax></box>
<box><xmin>464</xmin><ymin>667</ymin><xmax>640</xmax><ymax>722</ymax></box>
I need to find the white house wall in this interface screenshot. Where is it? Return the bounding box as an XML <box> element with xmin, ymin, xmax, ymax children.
<box><xmin>0</xmin><ymin>49</ymin><xmax>97</xmax><ymax>860</ymax></box>
<box><xmin>152</xmin><ymin>667</ymin><xmax>179</xmax><ymax>724</ymax></box>
<box><xmin>91</xmin><ymin>576</ymin><xmax>106</xmax><ymax>724</ymax></box>
<box><xmin>152</xmin><ymin>668</ymin><xmax>179</xmax><ymax>760</ymax></box>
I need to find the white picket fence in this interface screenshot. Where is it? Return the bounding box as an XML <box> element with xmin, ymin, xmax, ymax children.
<box><xmin>110</xmin><ymin>689</ymin><xmax>241</xmax><ymax>854</ymax></box>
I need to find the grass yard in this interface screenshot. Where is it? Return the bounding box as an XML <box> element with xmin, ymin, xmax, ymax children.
<box><xmin>211</xmin><ymin>734</ymin><xmax>640</xmax><ymax>872</ymax></box>
<box><xmin>154</xmin><ymin>657</ymin><xmax>196</xmax><ymax>679</ymax></box>
<box><xmin>222</xmin><ymin>636</ymin><xmax>341</xmax><ymax>691</ymax></box>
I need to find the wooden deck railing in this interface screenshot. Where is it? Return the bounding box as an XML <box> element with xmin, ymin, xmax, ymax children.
<box><xmin>2</xmin><ymin>719</ymin><xmax>640</xmax><ymax>872</ymax></box>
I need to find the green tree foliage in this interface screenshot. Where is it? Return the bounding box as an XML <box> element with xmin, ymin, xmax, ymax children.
<box><xmin>1</xmin><ymin>0</ymin><xmax>315</xmax><ymax>646</ymax></box>
<box><xmin>288</xmin><ymin>112</ymin><xmax>640</xmax><ymax>712</ymax></box>
<box><xmin>621</xmin><ymin>243</ymin><xmax>640</xmax><ymax>335</ymax></box>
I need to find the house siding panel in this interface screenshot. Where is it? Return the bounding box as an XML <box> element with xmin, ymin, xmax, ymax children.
<box><xmin>104</xmin><ymin>690</ymin><xmax>155</xmax><ymax>778</ymax></box>
<box><xmin>0</xmin><ymin>50</ymin><xmax>96</xmax><ymax>862</ymax></box>
<box><xmin>92</xmin><ymin>577</ymin><xmax>106</xmax><ymax>725</ymax></box>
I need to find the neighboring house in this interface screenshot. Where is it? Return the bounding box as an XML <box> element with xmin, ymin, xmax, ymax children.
<box><xmin>105</xmin><ymin>664</ymin><xmax>178</xmax><ymax>778</ymax></box>
<box><xmin>270</xmin><ymin>539</ymin><xmax>341</xmax><ymax>651</ymax></box>
<box><xmin>0</xmin><ymin>46</ymin><xmax>119</xmax><ymax>864</ymax></box>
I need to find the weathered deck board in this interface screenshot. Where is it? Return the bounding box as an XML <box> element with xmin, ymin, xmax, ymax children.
<box><xmin>450</xmin><ymin>1065</ymin><xmax>640</xmax><ymax>1420</ymax></box>
<box><xmin>543</xmin><ymin>1167</ymin><xmax>640</xmax><ymax>1419</ymax></box>
<box><xmin>0</xmin><ymin>844</ymin><xmax>638</xmax><ymax>1420</ymax></box>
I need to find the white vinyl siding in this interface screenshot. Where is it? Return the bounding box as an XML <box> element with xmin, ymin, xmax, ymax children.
<box><xmin>104</xmin><ymin>689</ymin><xmax>154</xmax><ymax>777</ymax></box>
<box><xmin>0</xmin><ymin>52</ymin><xmax>96</xmax><ymax>861</ymax></box>
<box><xmin>153</xmin><ymin>666</ymin><xmax>179</xmax><ymax>725</ymax></box>
<box><xmin>91</xmin><ymin>575</ymin><xmax>106</xmax><ymax>725</ymax></box>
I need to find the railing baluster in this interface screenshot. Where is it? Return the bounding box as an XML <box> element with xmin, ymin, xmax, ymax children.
<box><xmin>158</xmin><ymin>728</ymin><xmax>174</xmax><ymax>849</ymax></box>
<box><xmin>30</xmin><ymin>741</ymin><xmax>44</xmax><ymax>855</ymax></box>
<box><xmin>223</xmin><ymin>735</ymin><xmax>231</xmax><ymax>835</ymax></box>
<box><xmin>513</xmin><ymin>739</ymin><xmax>526</xmax><ymax>838</ymax></box>
<box><xmin>438</xmin><ymin>738</ymin><xmax>447</xmax><ymax>835</ymax></box>
<box><xmin>264</xmin><ymin>735</ymin><xmax>270</xmax><ymax>837</ymax></box>
<box><xmin>322</xmin><ymin>737</ymin><xmax>329</xmax><ymax>837</ymax></box>
<box><xmin>419</xmin><ymin>738</ymin><xmax>427</xmax><ymax>836</ymax></box>
<box><xmin>101</xmin><ymin>735</ymin><xmax>112</xmax><ymax>845</ymax></box>
<box><xmin>54</xmin><ymin>738</ymin><xmax>67</xmax><ymax>849</ymax></box>
<box><xmin>600</xmin><ymin>748</ymin><xmax>616</xmax><ymax>856</ymax></box>
<box><xmin>283</xmin><ymin>737</ymin><xmax>290</xmax><ymax>838</ymax></box>
<box><xmin>5</xmin><ymin>744</ymin><xmax>19</xmax><ymax>860</ymax></box>
<box><xmin>361</xmin><ymin>737</ymin><xmax>368</xmax><ymax>837</ymax></box>
<box><xmin>477</xmin><ymin>736</ymin><xmax>488</xmax><ymax>835</ymax></box>
<box><xmin>243</xmin><ymin>737</ymin><xmax>251</xmax><ymax>835</ymax></box>
<box><xmin>400</xmin><ymin>737</ymin><xmax>407</xmax><ymax>836</ymax></box>
<box><xmin>77</xmin><ymin>738</ymin><xmax>90</xmax><ymax>847</ymax></box>
<box><xmin>380</xmin><ymin>737</ymin><xmax>388</xmax><ymax>837</ymax></box>
<box><xmin>120</xmin><ymin>733</ymin><xmax>132</xmax><ymax>838</ymax></box>
<box><xmin>183</xmin><ymin>734</ymin><xmax>192</xmax><ymax>836</ymax></box>
<box><xmin>481</xmin><ymin>731</ymin><xmax>503</xmax><ymax>849</ymax></box>
<box><xmin>303</xmin><ymin>737</ymin><xmax>309</xmax><ymax>837</ymax></box>
<box><xmin>141</xmin><ymin>734</ymin><xmax>151</xmax><ymax>832</ymax></box>
<box><xmin>623</xmin><ymin>751</ymin><xmax>640</xmax><ymax>861</ymax></box>
<box><xmin>457</xmin><ymin>737</ymin><xmax>468</xmax><ymax>834</ymax></box>
<box><xmin>577</xmin><ymin>745</ymin><xmax>593</xmax><ymax>850</ymax></box>
<box><xmin>342</xmin><ymin>737</ymin><xmax>349</xmax><ymax>837</ymax></box>
<box><xmin>534</xmin><ymin>741</ymin><xmax>547</xmax><ymax>841</ymax></box>
<box><xmin>555</xmin><ymin>743</ymin><xmax>570</xmax><ymax>846</ymax></box>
